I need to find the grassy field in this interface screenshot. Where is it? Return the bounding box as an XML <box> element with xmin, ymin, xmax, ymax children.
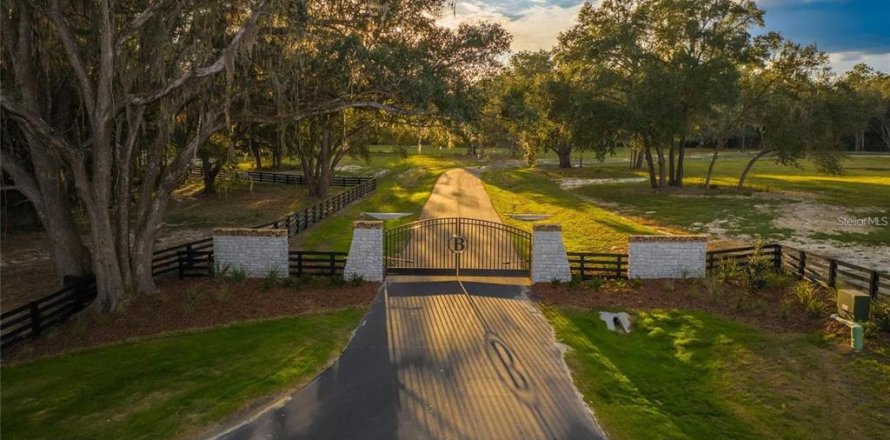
<box><xmin>554</xmin><ymin>152</ymin><xmax>890</xmax><ymax>246</ymax></box>
<box><xmin>0</xmin><ymin>309</ymin><xmax>365</xmax><ymax>440</ymax></box>
<box><xmin>547</xmin><ymin>307</ymin><xmax>890</xmax><ymax>440</ymax></box>
<box><xmin>483</xmin><ymin>167</ymin><xmax>657</xmax><ymax>252</ymax></box>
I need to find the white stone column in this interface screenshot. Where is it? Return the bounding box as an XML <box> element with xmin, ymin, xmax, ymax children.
<box><xmin>213</xmin><ymin>228</ymin><xmax>289</xmax><ymax>277</ymax></box>
<box><xmin>344</xmin><ymin>221</ymin><xmax>384</xmax><ymax>282</ymax></box>
<box><xmin>628</xmin><ymin>235</ymin><xmax>708</xmax><ymax>279</ymax></box>
<box><xmin>532</xmin><ymin>224</ymin><xmax>572</xmax><ymax>283</ymax></box>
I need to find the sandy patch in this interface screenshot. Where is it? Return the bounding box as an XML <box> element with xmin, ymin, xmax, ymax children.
<box><xmin>557</xmin><ymin>177</ymin><xmax>647</xmax><ymax>189</ymax></box>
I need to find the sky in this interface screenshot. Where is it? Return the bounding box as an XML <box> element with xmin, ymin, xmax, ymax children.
<box><xmin>437</xmin><ymin>0</ymin><xmax>890</xmax><ymax>74</ymax></box>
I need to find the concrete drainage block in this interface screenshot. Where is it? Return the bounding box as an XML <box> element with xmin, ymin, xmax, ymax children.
<box><xmin>599</xmin><ymin>312</ymin><xmax>632</xmax><ymax>333</ymax></box>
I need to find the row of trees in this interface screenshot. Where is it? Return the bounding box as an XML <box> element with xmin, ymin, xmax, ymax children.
<box><xmin>478</xmin><ymin>0</ymin><xmax>890</xmax><ymax>188</ymax></box>
<box><xmin>1</xmin><ymin>0</ymin><xmax>509</xmax><ymax>310</ymax></box>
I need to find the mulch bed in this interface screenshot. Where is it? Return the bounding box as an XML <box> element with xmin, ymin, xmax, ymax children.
<box><xmin>534</xmin><ymin>278</ymin><xmax>826</xmax><ymax>333</ymax></box>
<box><xmin>5</xmin><ymin>277</ymin><xmax>380</xmax><ymax>364</ymax></box>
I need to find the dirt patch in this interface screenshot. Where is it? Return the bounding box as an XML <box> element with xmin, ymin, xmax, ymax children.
<box><xmin>4</xmin><ymin>278</ymin><xmax>379</xmax><ymax>364</ymax></box>
<box><xmin>0</xmin><ymin>232</ymin><xmax>60</xmax><ymax>308</ymax></box>
<box><xmin>557</xmin><ymin>177</ymin><xmax>646</xmax><ymax>189</ymax></box>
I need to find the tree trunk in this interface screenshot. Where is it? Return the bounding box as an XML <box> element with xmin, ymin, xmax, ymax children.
<box><xmin>201</xmin><ymin>156</ymin><xmax>221</xmax><ymax>195</ymax></box>
<box><xmin>881</xmin><ymin>119</ymin><xmax>890</xmax><ymax>151</ymax></box>
<box><xmin>249</xmin><ymin>138</ymin><xmax>262</xmax><ymax>169</ymax></box>
<box><xmin>668</xmin><ymin>142</ymin><xmax>676</xmax><ymax>186</ymax></box>
<box><xmin>655</xmin><ymin>144</ymin><xmax>667</xmax><ymax>188</ymax></box>
<box><xmin>674</xmin><ymin>138</ymin><xmax>686</xmax><ymax>187</ymax></box>
<box><xmin>703</xmin><ymin>139</ymin><xmax>727</xmax><ymax>188</ymax></box>
<box><xmin>557</xmin><ymin>144</ymin><xmax>572</xmax><ymax>168</ymax></box>
<box><xmin>644</xmin><ymin>143</ymin><xmax>657</xmax><ymax>188</ymax></box>
<box><xmin>738</xmin><ymin>149</ymin><xmax>775</xmax><ymax>189</ymax></box>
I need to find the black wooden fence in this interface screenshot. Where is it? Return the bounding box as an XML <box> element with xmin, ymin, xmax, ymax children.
<box><xmin>567</xmin><ymin>252</ymin><xmax>626</xmax><ymax>279</ymax></box>
<box><xmin>567</xmin><ymin>244</ymin><xmax>887</xmax><ymax>301</ymax></box>
<box><xmin>1</xmin><ymin>174</ymin><xmax>376</xmax><ymax>351</ymax></box>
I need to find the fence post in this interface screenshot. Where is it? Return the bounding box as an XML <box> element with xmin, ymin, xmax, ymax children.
<box><xmin>870</xmin><ymin>271</ymin><xmax>879</xmax><ymax>300</ymax></box>
<box><xmin>774</xmin><ymin>245</ymin><xmax>783</xmax><ymax>272</ymax></box>
<box><xmin>578</xmin><ymin>255</ymin><xmax>586</xmax><ymax>280</ymax></box>
<box><xmin>616</xmin><ymin>255</ymin><xmax>623</xmax><ymax>279</ymax></box>
<box><xmin>330</xmin><ymin>253</ymin><xmax>336</xmax><ymax>276</ymax></box>
<box><xmin>297</xmin><ymin>253</ymin><xmax>304</xmax><ymax>277</ymax></box>
<box><xmin>798</xmin><ymin>250</ymin><xmax>806</xmax><ymax>279</ymax></box>
<box><xmin>828</xmin><ymin>260</ymin><xmax>837</xmax><ymax>288</ymax></box>
<box><xmin>29</xmin><ymin>302</ymin><xmax>42</xmax><ymax>338</ymax></box>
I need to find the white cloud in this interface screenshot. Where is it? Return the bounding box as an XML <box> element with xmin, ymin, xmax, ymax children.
<box><xmin>828</xmin><ymin>51</ymin><xmax>890</xmax><ymax>74</ymax></box>
<box><xmin>438</xmin><ymin>1</ymin><xmax>587</xmax><ymax>52</ymax></box>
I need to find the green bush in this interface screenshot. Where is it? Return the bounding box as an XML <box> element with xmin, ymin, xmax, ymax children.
<box><xmin>551</xmin><ymin>278</ymin><xmax>562</xmax><ymax>288</ymax></box>
<box><xmin>587</xmin><ymin>278</ymin><xmax>604</xmax><ymax>292</ymax></box>
<box><xmin>870</xmin><ymin>301</ymin><xmax>890</xmax><ymax>333</ymax></box>
<box><xmin>262</xmin><ymin>269</ymin><xmax>280</xmax><ymax>290</ymax></box>
<box><xmin>568</xmin><ymin>274</ymin><xmax>584</xmax><ymax>289</ymax></box>
<box><xmin>716</xmin><ymin>258</ymin><xmax>742</xmax><ymax>283</ymax></box>
<box><xmin>743</xmin><ymin>242</ymin><xmax>773</xmax><ymax>295</ymax></box>
<box><xmin>792</xmin><ymin>280</ymin><xmax>824</xmax><ymax>317</ymax></box>
<box><xmin>702</xmin><ymin>276</ymin><xmax>723</xmax><ymax>303</ymax></box>
<box><xmin>349</xmin><ymin>273</ymin><xmax>364</xmax><ymax>287</ymax></box>
<box><xmin>229</xmin><ymin>267</ymin><xmax>248</xmax><ymax>284</ymax></box>
<box><xmin>764</xmin><ymin>271</ymin><xmax>794</xmax><ymax>290</ymax></box>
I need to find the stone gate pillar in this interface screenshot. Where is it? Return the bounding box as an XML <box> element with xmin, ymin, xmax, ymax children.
<box><xmin>344</xmin><ymin>221</ymin><xmax>384</xmax><ymax>282</ymax></box>
<box><xmin>532</xmin><ymin>224</ymin><xmax>571</xmax><ymax>283</ymax></box>
<box><xmin>213</xmin><ymin>228</ymin><xmax>289</xmax><ymax>277</ymax></box>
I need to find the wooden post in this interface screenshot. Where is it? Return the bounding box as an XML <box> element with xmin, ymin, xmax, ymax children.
<box><xmin>798</xmin><ymin>250</ymin><xmax>806</xmax><ymax>279</ymax></box>
<box><xmin>579</xmin><ymin>255</ymin><xmax>586</xmax><ymax>280</ymax></box>
<box><xmin>774</xmin><ymin>245</ymin><xmax>783</xmax><ymax>272</ymax></box>
<box><xmin>828</xmin><ymin>260</ymin><xmax>837</xmax><ymax>288</ymax></box>
<box><xmin>870</xmin><ymin>271</ymin><xmax>879</xmax><ymax>300</ymax></box>
<box><xmin>297</xmin><ymin>253</ymin><xmax>304</xmax><ymax>277</ymax></box>
<box><xmin>29</xmin><ymin>302</ymin><xmax>42</xmax><ymax>338</ymax></box>
<box><xmin>616</xmin><ymin>255</ymin><xmax>623</xmax><ymax>279</ymax></box>
<box><xmin>330</xmin><ymin>253</ymin><xmax>336</xmax><ymax>275</ymax></box>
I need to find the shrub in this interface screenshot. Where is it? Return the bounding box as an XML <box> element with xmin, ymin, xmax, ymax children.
<box><xmin>261</xmin><ymin>269</ymin><xmax>280</xmax><ymax>290</ymax></box>
<box><xmin>870</xmin><ymin>301</ymin><xmax>890</xmax><ymax>333</ymax></box>
<box><xmin>780</xmin><ymin>301</ymin><xmax>792</xmax><ymax>320</ymax></box>
<box><xmin>349</xmin><ymin>273</ymin><xmax>364</xmax><ymax>287</ymax></box>
<box><xmin>587</xmin><ymin>278</ymin><xmax>604</xmax><ymax>292</ymax></box>
<box><xmin>702</xmin><ymin>276</ymin><xmax>722</xmax><ymax>303</ymax></box>
<box><xmin>212</xmin><ymin>263</ymin><xmax>230</xmax><ymax>280</ymax></box>
<box><xmin>568</xmin><ymin>274</ymin><xmax>584</xmax><ymax>289</ymax></box>
<box><xmin>228</xmin><ymin>267</ymin><xmax>248</xmax><ymax>284</ymax></box>
<box><xmin>661</xmin><ymin>279</ymin><xmax>676</xmax><ymax>293</ymax></box>
<box><xmin>330</xmin><ymin>275</ymin><xmax>345</xmax><ymax>287</ymax></box>
<box><xmin>210</xmin><ymin>284</ymin><xmax>231</xmax><ymax>302</ymax></box>
<box><xmin>743</xmin><ymin>242</ymin><xmax>773</xmax><ymax>295</ymax></box>
<box><xmin>550</xmin><ymin>278</ymin><xmax>562</xmax><ymax>288</ymax></box>
<box><xmin>684</xmin><ymin>285</ymin><xmax>702</xmax><ymax>299</ymax></box>
<box><xmin>716</xmin><ymin>258</ymin><xmax>742</xmax><ymax>283</ymax></box>
<box><xmin>764</xmin><ymin>271</ymin><xmax>794</xmax><ymax>290</ymax></box>
<box><xmin>792</xmin><ymin>280</ymin><xmax>823</xmax><ymax>317</ymax></box>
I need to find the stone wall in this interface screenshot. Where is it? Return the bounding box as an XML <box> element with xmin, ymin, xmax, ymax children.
<box><xmin>628</xmin><ymin>235</ymin><xmax>707</xmax><ymax>279</ymax></box>
<box><xmin>344</xmin><ymin>221</ymin><xmax>384</xmax><ymax>282</ymax></box>
<box><xmin>531</xmin><ymin>224</ymin><xmax>571</xmax><ymax>283</ymax></box>
<box><xmin>213</xmin><ymin>228</ymin><xmax>289</xmax><ymax>277</ymax></box>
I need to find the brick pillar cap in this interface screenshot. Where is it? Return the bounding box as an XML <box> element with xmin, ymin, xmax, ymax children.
<box><xmin>354</xmin><ymin>220</ymin><xmax>384</xmax><ymax>229</ymax></box>
<box><xmin>533</xmin><ymin>224</ymin><xmax>562</xmax><ymax>231</ymax></box>
<box><xmin>213</xmin><ymin>228</ymin><xmax>287</xmax><ymax>237</ymax></box>
<box><xmin>628</xmin><ymin>234</ymin><xmax>708</xmax><ymax>242</ymax></box>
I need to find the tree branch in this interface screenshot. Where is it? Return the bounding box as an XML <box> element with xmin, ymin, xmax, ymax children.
<box><xmin>128</xmin><ymin>0</ymin><xmax>269</xmax><ymax>107</ymax></box>
<box><xmin>46</xmin><ymin>0</ymin><xmax>96</xmax><ymax>117</ymax></box>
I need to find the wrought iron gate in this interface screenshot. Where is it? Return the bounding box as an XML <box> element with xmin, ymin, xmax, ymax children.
<box><xmin>385</xmin><ymin>217</ymin><xmax>531</xmax><ymax>276</ymax></box>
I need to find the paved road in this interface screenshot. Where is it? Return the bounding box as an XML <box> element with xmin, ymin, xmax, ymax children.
<box><xmin>210</xmin><ymin>168</ymin><xmax>606</xmax><ymax>439</ymax></box>
<box><xmin>420</xmin><ymin>168</ymin><xmax>501</xmax><ymax>222</ymax></box>
<box><xmin>213</xmin><ymin>282</ymin><xmax>605</xmax><ymax>440</ymax></box>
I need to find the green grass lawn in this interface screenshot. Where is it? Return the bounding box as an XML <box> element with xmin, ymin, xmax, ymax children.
<box><xmin>547</xmin><ymin>307</ymin><xmax>890</xmax><ymax>440</ymax></box>
<box><xmin>0</xmin><ymin>309</ymin><xmax>365</xmax><ymax>440</ymax></box>
<box><xmin>483</xmin><ymin>167</ymin><xmax>657</xmax><ymax>252</ymax></box>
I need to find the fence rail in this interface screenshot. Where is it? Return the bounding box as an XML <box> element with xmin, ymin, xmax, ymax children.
<box><xmin>289</xmin><ymin>251</ymin><xmax>348</xmax><ymax>277</ymax></box>
<box><xmin>567</xmin><ymin>252</ymin><xmax>626</xmax><ymax>279</ymax></box>
<box><xmin>2</xmin><ymin>172</ymin><xmax>376</xmax><ymax>351</ymax></box>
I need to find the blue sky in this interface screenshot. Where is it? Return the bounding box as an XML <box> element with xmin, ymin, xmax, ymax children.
<box><xmin>438</xmin><ymin>0</ymin><xmax>890</xmax><ymax>73</ymax></box>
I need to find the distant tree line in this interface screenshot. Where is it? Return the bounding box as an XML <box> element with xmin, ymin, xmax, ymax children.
<box><xmin>472</xmin><ymin>0</ymin><xmax>890</xmax><ymax>189</ymax></box>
